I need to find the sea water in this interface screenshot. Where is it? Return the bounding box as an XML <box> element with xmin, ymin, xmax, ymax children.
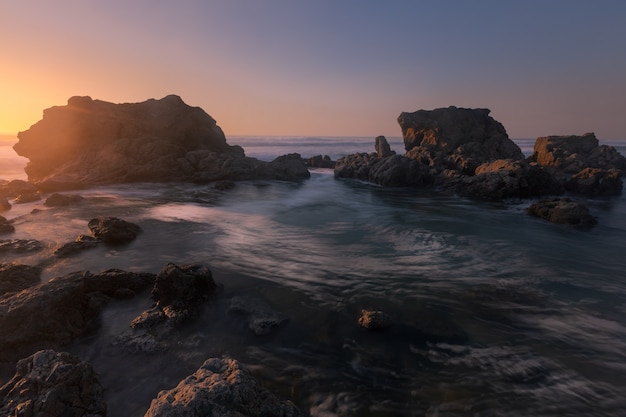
<box><xmin>1</xmin><ymin>135</ymin><xmax>626</xmax><ymax>416</ymax></box>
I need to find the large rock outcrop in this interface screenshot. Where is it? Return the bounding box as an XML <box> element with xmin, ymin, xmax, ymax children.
<box><xmin>528</xmin><ymin>133</ymin><xmax>625</xmax><ymax>196</ymax></box>
<box><xmin>14</xmin><ymin>95</ymin><xmax>309</xmax><ymax>189</ymax></box>
<box><xmin>398</xmin><ymin>106</ymin><xmax>524</xmax><ymax>175</ymax></box>
<box><xmin>0</xmin><ymin>350</ymin><xmax>106</xmax><ymax>417</ymax></box>
<box><xmin>144</xmin><ymin>356</ymin><xmax>301</xmax><ymax>417</ymax></box>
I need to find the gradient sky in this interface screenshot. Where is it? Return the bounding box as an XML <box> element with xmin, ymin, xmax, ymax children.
<box><xmin>1</xmin><ymin>1</ymin><xmax>625</xmax><ymax>139</ymax></box>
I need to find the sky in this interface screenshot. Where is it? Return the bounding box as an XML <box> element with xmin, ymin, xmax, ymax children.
<box><xmin>1</xmin><ymin>1</ymin><xmax>625</xmax><ymax>139</ymax></box>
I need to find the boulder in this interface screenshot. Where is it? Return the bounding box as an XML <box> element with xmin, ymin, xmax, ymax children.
<box><xmin>0</xmin><ymin>179</ymin><xmax>36</xmax><ymax>199</ymax></box>
<box><xmin>13</xmin><ymin>192</ymin><xmax>40</xmax><ymax>204</ymax></box>
<box><xmin>0</xmin><ymin>263</ymin><xmax>41</xmax><ymax>296</ymax></box>
<box><xmin>358</xmin><ymin>309</ymin><xmax>393</xmax><ymax>330</ymax></box>
<box><xmin>0</xmin><ymin>197</ymin><xmax>10</xmax><ymax>212</ymax></box>
<box><xmin>88</xmin><ymin>216</ymin><xmax>141</xmax><ymax>244</ymax></box>
<box><xmin>117</xmin><ymin>263</ymin><xmax>218</xmax><ymax>353</ymax></box>
<box><xmin>44</xmin><ymin>192</ymin><xmax>85</xmax><ymax>207</ymax></box>
<box><xmin>398</xmin><ymin>106</ymin><xmax>524</xmax><ymax>175</ymax></box>
<box><xmin>335</xmin><ymin>151</ymin><xmax>432</xmax><ymax>187</ymax></box>
<box><xmin>529</xmin><ymin>133</ymin><xmax>626</xmax><ymax>174</ymax></box>
<box><xmin>527</xmin><ymin>198</ymin><xmax>597</xmax><ymax>227</ymax></box>
<box><xmin>14</xmin><ymin>95</ymin><xmax>310</xmax><ymax>188</ymax></box>
<box><xmin>0</xmin><ymin>350</ymin><xmax>106</xmax><ymax>417</ymax></box>
<box><xmin>229</xmin><ymin>295</ymin><xmax>289</xmax><ymax>336</ymax></box>
<box><xmin>0</xmin><ymin>269</ymin><xmax>155</xmax><ymax>361</ymax></box>
<box><xmin>54</xmin><ymin>234</ymin><xmax>101</xmax><ymax>257</ymax></box>
<box><xmin>305</xmin><ymin>154</ymin><xmax>335</xmax><ymax>168</ymax></box>
<box><xmin>144</xmin><ymin>356</ymin><xmax>301</xmax><ymax>417</ymax></box>
<box><xmin>0</xmin><ymin>215</ymin><xmax>15</xmax><ymax>234</ymax></box>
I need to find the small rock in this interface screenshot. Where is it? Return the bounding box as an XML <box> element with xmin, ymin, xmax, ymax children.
<box><xmin>0</xmin><ymin>215</ymin><xmax>15</xmax><ymax>234</ymax></box>
<box><xmin>358</xmin><ymin>309</ymin><xmax>393</xmax><ymax>330</ymax></box>
<box><xmin>0</xmin><ymin>239</ymin><xmax>43</xmax><ymax>253</ymax></box>
<box><xmin>527</xmin><ymin>198</ymin><xmax>597</xmax><ymax>227</ymax></box>
<box><xmin>54</xmin><ymin>234</ymin><xmax>101</xmax><ymax>257</ymax></box>
<box><xmin>0</xmin><ymin>198</ymin><xmax>10</xmax><ymax>211</ymax></box>
<box><xmin>44</xmin><ymin>193</ymin><xmax>85</xmax><ymax>207</ymax></box>
<box><xmin>13</xmin><ymin>192</ymin><xmax>40</xmax><ymax>204</ymax></box>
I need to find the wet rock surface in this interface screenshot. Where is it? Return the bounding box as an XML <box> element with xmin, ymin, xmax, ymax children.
<box><xmin>358</xmin><ymin>309</ymin><xmax>393</xmax><ymax>330</ymax></box>
<box><xmin>0</xmin><ymin>263</ymin><xmax>41</xmax><ymax>296</ymax></box>
<box><xmin>0</xmin><ymin>239</ymin><xmax>43</xmax><ymax>253</ymax></box>
<box><xmin>44</xmin><ymin>192</ymin><xmax>85</xmax><ymax>207</ymax></box>
<box><xmin>144</xmin><ymin>356</ymin><xmax>302</xmax><ymax>417</ymax></box>
<box><xmin>88</xmin><ymin>216</ymin><xmax>141</xmax><ymax>244</ymax></box>
<box><xmin>527</xmin><ymin>198</ymin><xmax>598</xmax><ymax>227</ymax></box>
<box><xmin>0</xmin><ymin>349</ymin><xmax>106</xmax><ymax>417</ymax></box>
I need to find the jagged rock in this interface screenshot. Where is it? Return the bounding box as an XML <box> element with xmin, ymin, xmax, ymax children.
<box><xmin>0</xmin><ymin>239</ymin><xmax>43</xmax><ymax>253</ymax></box>
<box><xmin>229</xmin><ymin>295</ymin><xmax>289</xmax><ymax>336</ymax></box>
<box><xmin>117</xmin><ymin>263</ymin><xmax>217</xmax><ymax>353</ymax></box>
<box><xmin>529</xmin><ymin>133</ymin><xmax>626</xmax><ymax>174</ymax></box>
<box><xmin>398</xmin><ymin>106</ymin><xmax>524</xmax><ymax>175</ymax></box>
<box><xmin>144</xmin><ymin>356</ymin><xmax>301</xmax><ymax>417</ymax></box>
<box><xmin>457</xmin><ymin>159</ymin><xmax>564</xmax><ymax>199</ymax></box>
<box><xmin>306</xmin><ymin>154</ymin><xmax>335</xmax><ymax>168</ymax></box>
<box><xmin>0</xmin><ymin>349</ymin><xmax>106</xmax><ymax>417</ymax></box>
<box><xmin>0</xmin><ymin>269</ymin><xmax>154</xmax><ymax>361</ymax></box>
<box><xmin>0</xmin><ymin>215</ymin><xmax>14</xmax><ymax>234</ymax></box>
<box><xmin>44</xmin><ymin>192</ymin><xmax>85</xmax><ymax>207</ymax></box>
<box><xmin>54</xmin><ymin>234</ymin><xmax>101</xmax><ymax>257</ymax></box>
<box><xmin>358</xmin><ymin>309</ymin><xmax>393</xmax><ymax>330</ymax></box>
<box><xmin>0</xmin><ymin>263</ymin><xmax>41</xmax><ymax>296</ymax></box>
<box><xmin>375</xmin><ymin>135</ymin><xmax>395</xmax><ymax>158</ymax></box>
<box><xmin>88</xmin><ymin>216</ymin><xmax>141</xmax><ymax>244</ymax></box>
<box><xmin>14</xmin><ymin>95</ymin><xmax>310</xmax><ymax>188</ymax></box>
<box><xmin>335</xmin><ymin>151</ymin><xmax>432</xmax><ymax>187</ymax></box>
<box><xmin>565</xmin><ymin>168</ymin><xmax>623</xmax><ymax>196</ymax></box>
<box><xmin>527</xmin><ymin>198</ymin><xmax>597</xmax><ymax>227</ymax></box>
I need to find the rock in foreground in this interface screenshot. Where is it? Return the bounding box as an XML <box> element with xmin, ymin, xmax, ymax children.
<box><xmin>144</xmin><ymin>356</ymin><xmax>301</xmax><ymax>417</ymax></box>
<box><xmin>0</xmin><ymin>349</ymin><xmax>106</xmax><ymax>417</ymax></box>
<box><xmin>14</xmin><ymin>95</ymin><xmax>309</xmax><ymax>189</ymax></box>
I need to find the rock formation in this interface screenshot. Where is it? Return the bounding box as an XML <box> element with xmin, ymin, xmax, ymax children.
<box><xmin>0</xmin><ymin>350</ymin><xmax>106</xmax><ymax>417</ymax></box>
<box><xmin>0</xmin><ymin>269</ymin><xmax>154</xmax><ymax>361</ymax></box>
<box><xmin>144</xmin><ymin>356</ymin><xmax>301</xmax><ymax>417</ymax></box>
<box><xmin>14</xmin><ymin>95</ymin><xmax>309</xmax><ymax>190</ymax></box>
<box><xmin>528</xmin><ymin>133</ymin><xmax>625</xmax><ymax>196</ymax></box>
<box><xmin>88</xmin><ymin>216</ymin><xmax>141</xmax><ymax>244</ymax></box>
<box><xmin>0</xmin><ymin>263</ymin><xmax>41</xmax><ymax>296</ymax></box>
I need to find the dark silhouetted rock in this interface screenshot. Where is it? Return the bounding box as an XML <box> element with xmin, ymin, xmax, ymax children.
<box><xmin>44</xmin><ymin>192</ymin><xmax>85</xmax><ymax>207</ymax></box>
<box><xmin>13</xmin><ymin>192</ymin><xmax>40</xmax><ymax>204</ymax></box>
<box><xmin>144</xmin><ymin>356</ymin><xmax>301</xmax><ymax>417</ymax></box>
<box><xmin>0</xmin><ymin>198</ymin><xmax>10</xmax><ymax>212</ymax></box>
<box><xmin>214</xmin><ymin>180</ymin><xmax>236</xmax><ymax>190</ymax></box>
<box><xmin>14</xmin><ymin>95</ymin><xmax>310</xmax><ymax>188</ymax></box>
<box><xmin>398</xmin><ymin>106</ymin><xmax>524</xmax><ymax>175</ymax></box>
<box><xmin>0</xmin><ymin>239</ymin><xmax>43</xmax><ymax>253</ymax></box>
<box><xmin>0</xmin><ymin>263</ymin><xmax>41</xmax><ymax>296</ymax></box>
<box><xmin>0</xmin><ymin>179</ymin><xmax>36</xmax><ymax>199</ymax></box>
<box><xmin>565</xmin><ymin>168</ymin><xmax>623</xmax><ymax>196</ymax></box>
<box><xmin>268</xmin><ymin>153</ymin><xmax>311</xmax><ymax>180</ymax></box>
<box><xmin>529</xmin><ymin>133</ymin><xmax>626</xmax><ymax>174</ymax></box>
<box><xmin>375</xmin><ymin>135</ymin><xmax>395</xmax><ymax>158</ymax></box>
<box><xmin>117</xmin><ymin>263</ymin><xmax>218</xmax><ymax>353</ymax></box>
<box><xmin>0</xmin><ymin>215</ymin><xmax>14</xmax><ymax>234</ymax></box>
<box><xmin>229</xmin><ymin>295</ymin><xmax>289</xmax><ymax>335</ymax></box>
<box><xmin>88</xmin><ymin>216</ymin><xmax>141</xmax><ymax>244</ymax></box>
<box><xmin>335</xmin><ymin>151</ymin><xmax>432</xmax><ymax>187</ymax></box>
<box><xmin>54</xmin><ymin>234</ymin><xmax>101</xmax><ymax>257</ymax></box>
<box><xmin>358</xmin><ymin>309</ymin><xmax>393</xmax><ymax>330</ymax></box>
<box><xmin>0</xmin><ymin>349</ymin><xmax>106</xmax><ymax>417</ymax></box>
<box><xmin>527</xmin><ymin>198</ymin><xmax>597</xmax><ymax>227</ymax></box>
<box><xmin>306</xmin><ymin>154</ymin><xmax>335</xmax><ymax>168</ymax></box>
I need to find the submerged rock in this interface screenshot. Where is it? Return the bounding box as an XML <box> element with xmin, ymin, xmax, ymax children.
<box><xmin>14</xmin><ymin>95</ymin><xmax>310</xmax><ymax>188</ymax></box>
<box><xmin>0</xmin><ymin>349</ymin><xmax>106</xmax><ymax>417</ymax></box>
<box><xmin>527</xmin><ymin>198</ymin><xmax>597</xmax><ymax>227</ymax></box>
<box><xmin>229</xmin><ymin>295</ymin><xmax>289</xmax><ymax>335</ymax></box>
<box><xmin>44</xmin><ymin>192</ymin><xmax>85</xmax><ymax>207</ymax></box>
<box><xmin>0</xmin><ymin>239</ymin><xmax>43</xmax><ymax>253</ymax></box>
<box><xmin>54</xmin><ymin>234</ymin><xmax>101</xmax><ymax>257</ymax></box>
<box><xmin>88</xmin><ymin>216</ymin><xmax>141</xmax><ymax>244</ymax></box>
<box><xmin>144</xmin><ymin>356</ymin><xmax>301</xmax><ymax>417</ymax></box>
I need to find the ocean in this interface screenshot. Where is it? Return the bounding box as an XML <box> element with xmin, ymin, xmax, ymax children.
<box><xmin>1</xmin><ymin>135</ymin><xmax>626</xmax><ymax>416</ymax></box>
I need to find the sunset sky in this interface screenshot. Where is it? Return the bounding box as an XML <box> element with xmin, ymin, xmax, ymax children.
<box><xmin>1</xmin><ymin>1</ymin><xmax>625</xmax><ymax>139</ymax></box>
